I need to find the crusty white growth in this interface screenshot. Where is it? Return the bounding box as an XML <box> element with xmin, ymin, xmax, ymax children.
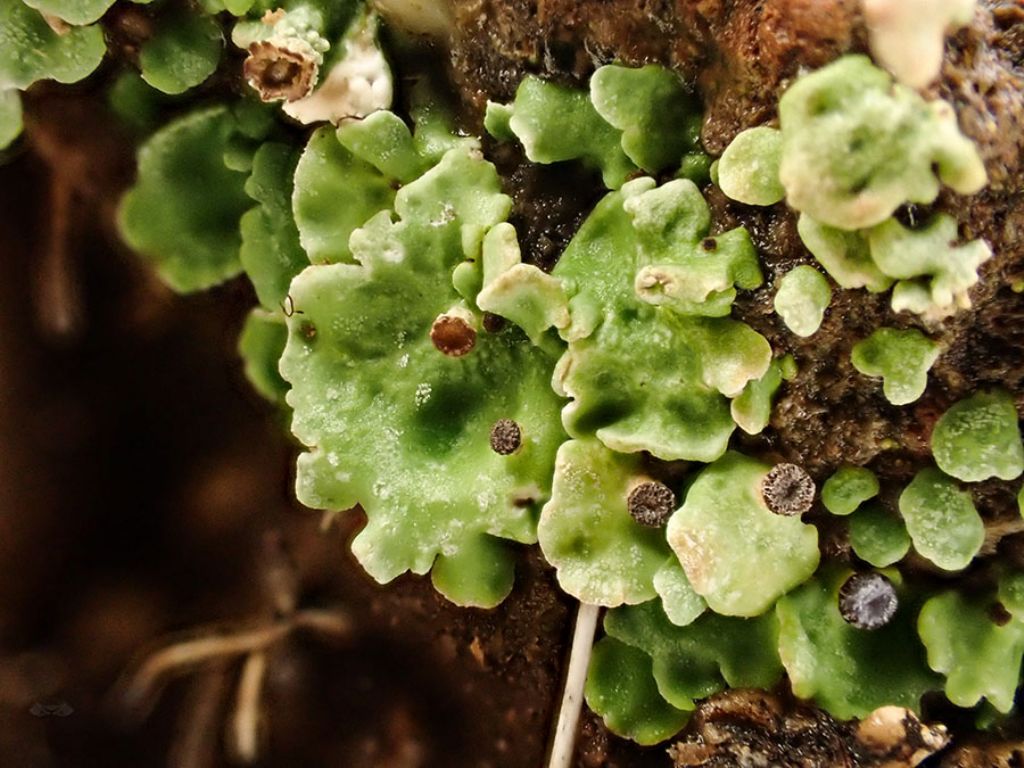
<box><xmin>863</xmin><ymin>0</ymin><xmax>976</xmax><ymax>88</ymax></box>
<box><xmin>284</xmin><ymin>15</ymin><xmax>393</xmax><ymax>125</ymax></box>
<box><xmin>372</xmin><ymin>0</ymin><xmax>453</xmax><ymax>37</ymax></box>
<box><xmin>856</xmin><ymin>706</ymin><xmax>949</xmax><ymax>765</ymax></box>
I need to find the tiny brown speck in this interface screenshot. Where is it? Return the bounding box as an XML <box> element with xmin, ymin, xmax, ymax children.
<box><xmin>490</xmin><ymin>419</ymin><xmax>522</xmax><ymax>455</ymax></box>
<box><xmin>701</xmin><ymin>238</ymin><xmax>717</xmax><ymax>251</ymax></box>
<box><xmin>431</xmin><ymin>315</ymin><xmax>476</xmax><ymax>357</ymax></box>
<box><xmin>761</xmin><ymin>463</ymin><xmax>815</xmax><ymax>516</ymax></box>
<box><xmin>482</xmin><ymin>312</ymin><xmax>507</xmax><ymax>333</ymax></box>
<box><xmin>300</xmin><ymin>321</ymin><xmax>317</xmax><ymax>341</ymax></box>
<box><xmin>989</xmin><ymin>602</ymin><xmax>1013</xmax><ymax>627</ymax></box>
<box><xmin>628</xmin><ymin>481</ymin><xmax>676</xmax><ymax>527</ymax></box>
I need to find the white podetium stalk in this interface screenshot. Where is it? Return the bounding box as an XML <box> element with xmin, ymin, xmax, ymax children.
<box><xmin>862</xmin><ymin>0</ymin><xmax>976</xmax><ymax>88</ymax></box>
<box><xmin>548</xmin><ymin>602</ymin><xmax>601</xmax><ymax>768</ymax></box>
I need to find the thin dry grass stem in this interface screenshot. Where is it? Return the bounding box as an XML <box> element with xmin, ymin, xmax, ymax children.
<box><xmin>34</xmin><ymin>173</ymin><xmax>83</xmax><ymax>339</ymax></box>
<box><xmin>260</xmin><ymin>531</ymin><xmax>300</xmax><ymax>617</ymax></box>
<box><xmin>320</xmin><ymin>508</ymin><xmax>344</xmax><ymax>531</ymax></box>
<box><xmin>114</xmin><ymin>532</ymin><xmax>356</xmax><ymax>765</ymax></box>
<box><xmin>114</xmin><ymin>532</ymin><xmax>353</xmax><ymax>764</ymax></box>
<box><xmin>548</xmin><ymin>602</ymin><xmax>601</xmax><ymax>768</ymax></box>
<box><xmin>228</xmin><ymin>651</ymin><xmax>269</xmax><ymax>765</ymax></box>
<box><xmin>118</xmin><ymin>623</ymin><xmax>290</xmax><ymax>720</ymax></box>
<box><xmin>169</xmin><ymin>664</ymin><xmax>232</xmax><ymax>768</ymax></box>
<box><xmin>292</xmin><ymin>608</ymin><xmax>353</xmax><ymax>641</ymax></box>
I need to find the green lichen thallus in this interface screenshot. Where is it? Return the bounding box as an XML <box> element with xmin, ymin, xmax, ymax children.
<box><xmin>17</xmin><ymin>0</ymin><xmax>1009</xmax><ymax>746</ymax></box>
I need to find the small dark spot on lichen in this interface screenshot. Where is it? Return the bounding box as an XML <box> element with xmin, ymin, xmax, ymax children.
<box><xmin>839</xmin><ymin>572</ymin><xmax>898</xmax><ymax>630</ymax></box>
<box><xmin>430</xmin><ymin>314</ymin><xmax>476</xmax><ymax>357</ymax></box>
<box><xmin>627</xmin><ymin>481</ymin><xmax>676</xmax><ymax>527</ymax></box>
<box><xmin>490</xmin><ymin>419</ymin><xmax>522</xmax><ymax>455</ymax></box>
<box><xmin>482</xmin><ymin>312</ymin><xmax>507</xmax><ymax>333</ymax></box>
<box><xmin>989</xmin><ymin>601</ymin><xmax>1013</xmax><ymax>627</ymax></box>
<box><xmin>300</xmin><ymin>320</ymin><xmax>317</xmax><ymax>341</ymax></box>
<box><xmin>701</xmin><ymin>238</ymin><xmax>717</xmax><ymax>251</ymax></box>
<box><xmin>761</xmin><ymin>463</ymin><xmax>815</xmax><ymax>516</ymax></box>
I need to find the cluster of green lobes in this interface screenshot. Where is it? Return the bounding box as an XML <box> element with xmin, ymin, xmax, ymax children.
<box><xmin>6</xmin><ymin>0</ymin><xmax>1021</xmax><ymax>743</ymax></box>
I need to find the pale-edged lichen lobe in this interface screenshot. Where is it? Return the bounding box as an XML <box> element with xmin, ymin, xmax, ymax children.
<box><xmin>279</xmin><ymin>142</ymin><xmax>567</xmax><ymax>608</ymax></box>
